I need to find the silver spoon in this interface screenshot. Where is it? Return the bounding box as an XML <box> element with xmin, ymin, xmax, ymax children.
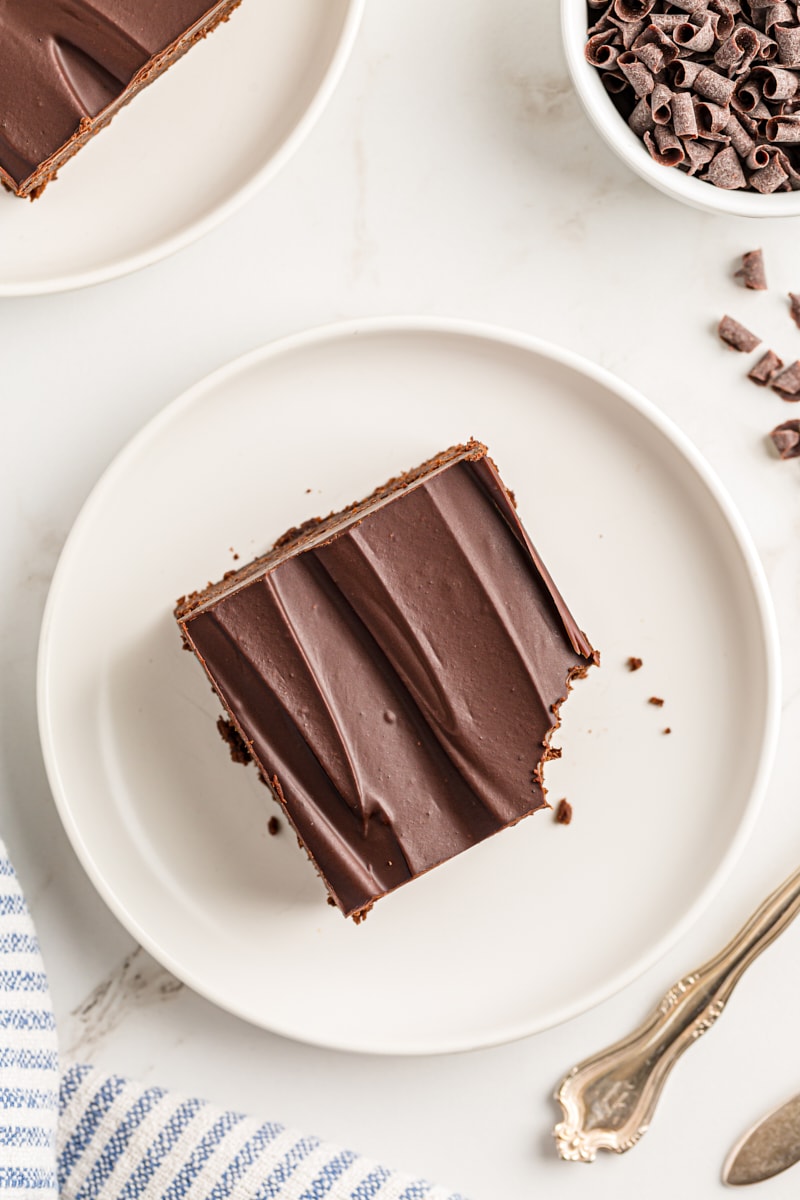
<box><xmin>553</xmin><ymin>863</ymin><xmax>800</xmax><ymax>1162</ymax></box>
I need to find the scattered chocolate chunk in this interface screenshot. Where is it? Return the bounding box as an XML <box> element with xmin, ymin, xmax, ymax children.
<box><xmin>305</xmin><ymin>488</ymin><xmax>312</xmax><ymax>494</ymax></box>
<box><xmin>749</xmin><ymin>348</ymin><xmax>784</xmax><ymax>385</ymax></box>
<box><xmin>718</xmin><ymin>315</ymin><xmax>762</xmax><ymax>353</ymax></box>
<box><xmin>769</xmin><ymin>419</ymin><xmax>800</xmax><ymax>458</ymax></box>
<box><xmin>627</xmin><ymin>656</ymin><xmax>643</xmax><ymax>672</ymax></box>
<box><xmin>555</xmin><ymin>799</ymin><xmax>573</xmax><ymax>826</ymax></box>
<box><xmin>216</xmin><ymin>717</ymin><xmax>250</xmax><ymax>765</ymax></box>
<box><xmin>663</xmin><ymin>727</ymin><xmax>672</xmax><ymax>735</ymax></box>
<box><xmin>648</xmin><ymin>696</ymin><xmax>665</xmax><ymax>707</ymax></box>
<box><xmin>790</xmin><ymin>294</ymin><xmax>800</xmax><ymax>329</ymax></box>
<box><xmin>267</xmin><ymin>816</ymin><xmax>281</xmax><ymax>836</ymax></box>
<box><xmin>736</xmin><ymin>250</ymin><xmax>768</xmax><ymax>291</ymax></box>
<box><xmin>772</xmin><ymin>360</ymin><xmax>800</xmax><ymax>399</ymax></box>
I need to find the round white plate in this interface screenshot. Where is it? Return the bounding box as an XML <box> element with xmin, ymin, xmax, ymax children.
<box><xmin>38</xmin><ymin>319</ymin><xmax>780</xmax><ymax>1055</ymax></box>
<box><xmin>0</xmin><ymin>0</ymin><xmax>362</xmax><ymax>296</ymax></box>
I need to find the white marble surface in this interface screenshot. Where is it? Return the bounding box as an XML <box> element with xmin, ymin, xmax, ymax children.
<box><xmin>2</xmin><ymin>0</ymin><xmax>800</xmax><ymax>1196</ymax></box>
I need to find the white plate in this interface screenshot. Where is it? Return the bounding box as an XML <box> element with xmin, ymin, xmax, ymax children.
<box><xmin>38</xmin><ymin>319</ymin><xmax>780</xmax><ymax>1055</ymax></box>
<box><xmin>0</xmin><ymin>0</ymin><xmax>363</xmax><ymax>296</ymax></box>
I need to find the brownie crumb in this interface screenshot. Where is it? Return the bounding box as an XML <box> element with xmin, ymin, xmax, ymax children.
<box><xmin>648</xmin><ymin>696</ymin><xmax>665</xmax><ymax>707</ymax></box>
<box><xmin>543</xmin><ymin>745</ymin><xmax>562</xmax><ymax>762</ymax></box>
<box><xmin>327</xmin><ymin>896</ymin><xmax>337</xmax><ymax>907</ymax></box>
<box><xmin>663</xmin><ymin>727</ymin><xmax>672</xmax><ymax>735</ymax></box>
<box><xmin>267</xmin><ymin>815</ymin><xmax>281</xmax><ymax>836</ymax></box>
<box><xmin>216</xmin><ymin>717</ymin><xmax>250</xmax><ymax>765</ymax></box>
<box><xmin>305</xmin><ymin>488</ymin><xmax>312</xmax><ymax>494</ymax></box>
<box><xmin>554</xmin><ymin>799</ymin><xmax>573</xmax><ymax>826</ymax></box>
<box><xmin>627</xmin><ymin>656</ymin><xmax>643</xmax><ymax>672</ymax></box>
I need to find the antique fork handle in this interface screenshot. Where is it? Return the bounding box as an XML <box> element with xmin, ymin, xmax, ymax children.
<box><xmin>554</xmin><ymin>864</ymin><xmax>800</xmax><ymax>1162</ymax></box>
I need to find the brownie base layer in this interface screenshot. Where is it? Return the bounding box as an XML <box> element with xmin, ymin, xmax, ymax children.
<box><xmin>0</xmin><ymin>0</ymin><xmax>242</xmax><ymax>200</ymax></box>
<box><xmin>176</xmin><ymin>441</ymin><xmax>598</xmax><ymax>921</ymax></box>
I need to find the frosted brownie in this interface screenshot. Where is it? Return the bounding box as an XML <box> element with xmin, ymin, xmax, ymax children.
<box><xmin>175</xmin><ymin>441</ymin><xmax>598</xmax><ymax>921</ymax></box>
<box><xmin>0</xmin><ymin>0</ymin><xmax>242</xmax><ymax>199</ymax></box>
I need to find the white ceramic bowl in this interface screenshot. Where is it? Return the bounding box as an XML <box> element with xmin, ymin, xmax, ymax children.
<box><xmin>561</xmin><ymin>0</ymin><xmax>800</xmax><ymax>217</ymax></box>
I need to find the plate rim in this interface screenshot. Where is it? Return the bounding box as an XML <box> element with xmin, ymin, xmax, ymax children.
<box><xmin>0</xmin><ymin>0</ymin><xmax>365</xmax><ymax>298</ymax></box>
<box><xmin>37</xmin><ymin>316</ymin><xmax>782</xmax><ymax>1054</ymax></box>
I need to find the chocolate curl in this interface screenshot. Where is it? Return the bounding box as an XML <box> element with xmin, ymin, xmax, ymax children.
<box><xmin>633</xmin><ymin>23</ymin><xmax>680</xmax><ymax>64</ymax></box>
<box><xmin>749</xmin><ymin>153</ymin><xmax>790</xmax><ymax>188</ymax></box>
<box><xmin>718</xmin><ymin>313</ymin><xmax>762</xmax><ymax>350</ymax></box>
<box><xmin>749</xmin><ymin>349</ymin><xmax>784</xmax><ymax>382</ymax></box>
<box><xmin>767</xmin><ymin>113</ymin><xmax>800</xmax><ymax>139</ymax></box>
<box><xmin>613</xmin><ymin>0</ymin><xmax>657</xmax><ymax>21</ymax></box>
<box><xmin>714</xmin><ymin>27</ymin><xmax>758</xmax><ymax>73</ymax></box>
<box><xmin>585</xmin><ymin>31</ymin><xmax>622</xmax><ymax>68</ymax></box>
<box><xmin>772</xmin><ymin>360</ymin><xmax>800</xmax><ymax>398</ymax></box>
<box><xmin>707</xmin><ymin>6</ymin><xmax>736</xmax><ymax>41</ymax></box>
<box><xmin>732</xmin><ymin>76</ymin><xmax>764</xmax><ymax>112</ymax></box>
<box><xmin>617</xmin><ymin>50</ymin><xmax>655</xmax><ymax>96</ymax></box>
<box><xmin>610</xmin><ymin>16</ymin><xmax>647</xmax><ymax>48</ymax></box>
<box><xmin>695</xmin><ymin>65</ymin><xmax>738</xmax><ymax>104</ymax></box>
<box><xmin>774</xmin><ymin>146</ymin><xmax>800</xmax><ymax>184</ymax></box>
<box><xmin>672</xmin><ymin>90</ymin><xmax>699</xmax><ymax>137</ymax></box>
<box><xmin>735</xmin><ymin>247</ymin><xmax>768</xmax><ymax>289</ymax></box>
<box><xmin>696</xmin><ymin>98</ymin><xmax>733</xmax><ymax>134</ymax></box>
<box><xmin>634</xmin><ymin>40</ymin><xmax>669</xmax><ymax>72</ymax></box>
<box><xmin>764</xmin><ymin>4</ymin><xmax>794</xmax><ymax>32</ymax></box>
<box><xmin>673</xmin><ymin>15</ymin><xmax>716</xmax><ymax>52</ymax></box>
<box><xmin>789</xmin><ymin>292</ymin><xmax>800</xmax><ymax>328</ymax></box>
<box><xmin>669</xmin><ymin>59</ymin><xmax>703</xmax><ymax>89</ymax></box>
<box><xmin>602</xmin><ymin>71</ymin><xmax>631</xmax><ymax>95</ymax></box>
<box><xmin>705</xmin><ymin>144</ymin><xmax>748</xmax><ymax>185</ymax></box>
<box><xmin>643</xmin><ymin>126</ymin><xmax>685</xmax><ymax>164</ymax></box>
<box><xmin>683</xmin><ymin>137</ymin><xmax>715</xmax><ymax>172</ymax></box>
<box><xmin>750</xmin><ymin>28</ymin><xmax>779</xmax><ymax>61</ymax></box>
<box><xmin>629</xmin><ymin>95</ymin><xmax>656</xmax><ymax>133</ymax></box>
<box><xmin>769</xmin><ymin>419</ymin><xmax>800</xmax><ymax>457</ymax></box>
<box><xmin>751</xmin><ymin>64</ymin><xmax>800</xmax><ymax>98</ymax></box>
<box><xmin>651</xmin><ymin>82</ymin><xmax>674</xmax><ymax>123</ymax></box>
<box><xmin>670</xmin><ymin>0</ymin><xmax>709</xmax><ymax>11</ymax></box>
<box><xmin>746</xmin><ymin>144</ymin><xmax>773</xmax><ymax>168</ymax></box>
<box><xmin>725</xmin><ymin>110</ymin><xmax>757</xmax><ymax>154</ymax></box>
<box><xmin>732</xmin><ymin>26</ymin><xmax>764</xmax><ymax>75</ymax></box>
<box><xmin>775</xmin><ymin>23</ymin><xmax>800</xmax><ymax>65</ymax></box>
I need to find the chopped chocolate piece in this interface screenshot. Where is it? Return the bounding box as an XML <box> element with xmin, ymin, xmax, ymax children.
<box><xmin>749</xmin><ymin>349</ymin><xmax>784</xmax><ymax>385</ymax></box>
<box><xmin>772</xmin><ymin>360</ymin><xmax>800</xmax><ymax>399</ymax></box>
<box><xmin>176</xmin><ymin>441</ymin><xmax>598</xmax><ymax>921</ymax></box>
<box><xmin>736</xmin><ymin>249</ymin><xmax>768</xmax><ymax>291</ymax></box>
<box><xmin>0</xmin><ymin>0</ymin><xmax>243</xmax><ymax>200</ymax></box>
<box><xmin>267</xmin><ymin>816</ymin><xmax>281</xmax><ymax>836</ymax></box>
<box><xmin>627</xmin><ymin>656</ymin><xmax>643</xmax><ymax>672</ymax></box>
<box><xmin>769</xmin><ymin>419</ymin><xmax>800</xmax><ymax>457</ymax></box>
<box><xmin>790</xmin><ymin>293</ymin><xmax>800</xmax><ymax>329</ymax></box>
<box><xmin>555</xmin><ymin>799</ymin><xmax>573</xmax><ymax>826</ymax></box>
<box><xmin>216</xmin><ymin>716</ymin><xmax>250</xmax><ymax>765</ymax></box>
<box><xmin>648</xmin><ymin>696</ymin><xmax>665</xmax><ymax>707</ymax></box>
<box><xmin>718</xmin><ymin>315</ymin><xmax>762</xmax><ymax>353</ymax></box>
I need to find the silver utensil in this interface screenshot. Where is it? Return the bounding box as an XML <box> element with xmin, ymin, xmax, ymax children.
<box><xmin>724</xmin><ymin>1093</ymin><xmax>800</xmax><ymax>1187</ymax></box>
<box><xmin>553</xmin><ymin>864</ymin><xmax>800</xmax><ymax>1162</ymax></box>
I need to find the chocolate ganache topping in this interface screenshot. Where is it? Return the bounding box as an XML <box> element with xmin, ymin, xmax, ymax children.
<box><xmin>176</xmin><ymin>442</ymin><xmax>598</xmax><ymax>920</ymax></box>
<box><xmin>0</xmin><ymin>0</ymin><xmax>242</xmax><ymax>197</ymax></box>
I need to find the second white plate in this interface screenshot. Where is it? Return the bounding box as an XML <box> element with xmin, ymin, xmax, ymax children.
<box><xmin>38</xmin><ymin>319</ymin><xmax>780</xmax><ymax>1054</ymax></box>
<box><xmin>0</xmin><ymin>0</ymin><xmax>362</xmax><ymax>295</ymax></box>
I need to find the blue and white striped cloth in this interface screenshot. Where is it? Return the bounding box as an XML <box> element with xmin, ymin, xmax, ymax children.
<box><xmin>0</xmin><ymin>841</ymin><xmax>467</xmax><ymax>1200</ymax></box>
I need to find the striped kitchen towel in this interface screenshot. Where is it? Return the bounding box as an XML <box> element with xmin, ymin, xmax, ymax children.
<box><xmin>0</xmin><ymin>840</ymin><xmax>467</xmax><ymax>1200</ymax></box>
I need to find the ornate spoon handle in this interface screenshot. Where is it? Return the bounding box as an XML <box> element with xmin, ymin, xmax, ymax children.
<box><xmin>554</xmin><ymin>864</ymin><xmax>800</xmax><ymax>1162</ymax></box>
